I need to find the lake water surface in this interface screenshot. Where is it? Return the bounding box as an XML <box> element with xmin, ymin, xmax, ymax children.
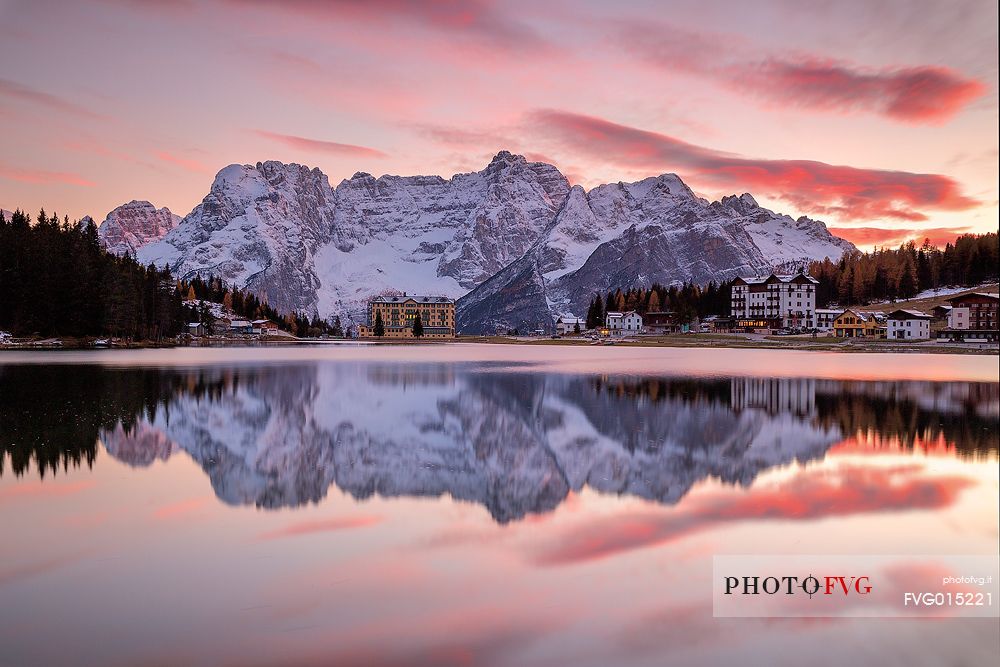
<box><xmin>1</xmin><ymin>345</ymin><xmax>998</xmax><ymax>667</ymax></box>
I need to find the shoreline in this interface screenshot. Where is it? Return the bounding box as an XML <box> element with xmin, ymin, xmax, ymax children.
<box><xmin>3</xmin><ymin>333</ymin><xmax>997</xmax><ymax>355</ymax></box>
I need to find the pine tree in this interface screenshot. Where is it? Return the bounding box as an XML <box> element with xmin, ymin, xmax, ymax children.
<box><xmin>647</xmin><ymin>290</ymin><xmax>661</xmax><ymax>312</ymax></box>
<box><xmin>374</xmin><ymin>310</ymin><xmax>385</xmax><ymax>337</ymax></box>
<box><xmin>412</xmin><ymin>312</ymin><xmax>424</xmax><ymax>337</ymax></box>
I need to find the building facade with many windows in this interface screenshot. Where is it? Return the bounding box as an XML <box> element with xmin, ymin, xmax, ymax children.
<box><xmin>605</xmin><ymin>311</ymin><xmax>643</xmax><ymax>335</ymax></box>
<box><xmin>941</xmin><ymin>292</ymin><xmax>999</xmax><ymax>341</ymax></box>
<box><xmin>357</xmin><ymin>295</ymin><xmax>456</xmax><ymax>338</ymax></box>
<box><xmin>730</xmin><ymin>273</ymin><xmax>818</xmax><ymax>330</ymax></box>
<box><xmin>886</xmin><ymin>309</ymin><xmax>932</xmax><ymax>340</ymax></box>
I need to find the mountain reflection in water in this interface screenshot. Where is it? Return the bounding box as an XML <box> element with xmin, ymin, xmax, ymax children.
<box><xmin>1</xmin><ymin>363</ymin><xmax>996</xmax><ymax>522</ymax></box>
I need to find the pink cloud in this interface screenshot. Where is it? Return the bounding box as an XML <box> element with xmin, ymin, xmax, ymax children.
<box><xmin>0</xmin><ymin>480</ymin><xmax>95</xmax><ymax>502</ymax></box>
<box><xmin>617</xmin><ymin>22</ymin><xmax>986</xmax><ymax>124</ymax></box>
<box><xmin>227</xmin><ymin>0</ymin><xmax>547</xmax><ymax>52</ymax></box>
<box><xmin>531</xmin><ymin>463</ymin><xmax>974</xmax><ymax>566</ymax></box>
<box><xmin>528</xmin><ymin>109</ymin><xmax>979</xmax><ymax>221</ymax></box>
<box><xmin>0</xmin><ymin>162</ymin><xmax>96</xmax><ymax>187</ymax></box>
<box><xmin>0</xmin><ymin>78</ymin><xmax>105</xmax><ymax>120</ymax></box>
<box><xmin>734</xmin><ymin>61</ymin><xmax>987</xmax><ymax>124</ymax></box>
<box><xmin>254</xmin><ymin>130</ymin><xmax>388</xmax><ymax>158</ymax></box>
<box><xmin>0</xmin><ymin>554</ymin><xmax>87</xmax><ymax>587</ymax></box>
<box><xmin>152</xmin><ymin>496</ymin><xmax>210</xmax><ymax>520</ymax></box>
<box><xmin>828</xmin><ymin>226</ymin><xmax>973</xmax><ymax>248</ymax></box>
<box><xmin>155</xmin><ymin>151</ymin><xmax>210</xmax><ymax>173</ymax></box>
<box><xmin>256</xmin><ymin>515</ymin><xmax>383</xmax><ymax>540</ymax></box>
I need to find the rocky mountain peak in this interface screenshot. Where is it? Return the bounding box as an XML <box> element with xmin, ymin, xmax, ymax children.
<box><xmin>488</xmin><ymin>149</ymin><xmax>523</xmax><ymax>166</ymax></box>
<box><xmin>98</xmin><ymin>200</ymin><xmax>180</xmax><ymax>256</ymax></box>
<box><xmin>718</xmin><ymin>192</ymin><xmax>762</xmax><ymax>214</ymax></box>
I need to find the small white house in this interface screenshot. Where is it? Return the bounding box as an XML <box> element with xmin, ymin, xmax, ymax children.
<box><xmin>251</xmin><ymin>319</ymin><xmax>277</xmax><ymax>335</ymax></box>
<box><xmin>886</xmin><ymin>309</ymin><xmax>932</xmax><ymax>340</ymax></box>
<box><xmin>815</xmin><ymin>308</ymin><xmax>841</xmax><ymax>331</ymax></box>
<box><xmin>554</xmin><ymin>316</ymin><xmax>585</xmax><ymax>335</ymax></box>
<box><xmin>606</xmin><ymin>311</ymin><xmax>643</xmax><ymax>335</ymax></box>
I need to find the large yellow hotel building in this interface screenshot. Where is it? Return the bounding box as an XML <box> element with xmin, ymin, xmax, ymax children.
<box><xmin>356</xmin><ymin>294</ymin><xmax>456</xmax><ymax>338</ymax></box>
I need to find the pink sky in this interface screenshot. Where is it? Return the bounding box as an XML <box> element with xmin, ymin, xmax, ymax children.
<box><xmin>0</xmin><ymin>0</ymin><xmax>996</xmax><ymax>249</ymax></box>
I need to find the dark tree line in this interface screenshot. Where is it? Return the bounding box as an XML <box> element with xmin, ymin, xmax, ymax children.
<box><xmin>0</xmin><ymin>208</ymin><xmax>347</xmax><ymax>339</ymax></box>
<box><xmin>808</xmin><ymin>233</ymin><xmax>998</xmax><ymax>307</ymax></box>
<box><xmin>585</xmin><ymin>281</ymin><xmax>733</xmax><ymax>329</ymax></box>
<box><xmin>0</xmin><ymin>209</ymin><xmax>191</xmax><ymax>339</ymax></box>
<box><xmin>0</xmin><ymin>365</ymin><xmax>238</xmax><ymax>478</ymax></box>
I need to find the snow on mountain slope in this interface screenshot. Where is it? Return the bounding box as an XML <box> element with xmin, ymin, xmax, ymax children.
<box><xmin>101</xmin><ymin>151</ymin><xmax>851</xmax><ymax>327</ymax></box>
<box><xmin>712</xmin><ymin>194</ymin><xmax>855</xmax><ymax>268</ymax></box>
<box><xmin>98</xmin><ymin>200</ymin><xmax>180</xmax><ymax>256</ymax></box>
<box><xmin>459</xmin><ymin>177</ymin><xmax>856</xmax><ymax>333</ymax></box>
<box><xmin>138</xmin><ymin>161</ymin><xmax>336</xmax><ymax>315</ymax></box>
<box><xmin>130</xmin><ymin>152</ymin><xmax>568</xmax><ymax>318</ymax></box>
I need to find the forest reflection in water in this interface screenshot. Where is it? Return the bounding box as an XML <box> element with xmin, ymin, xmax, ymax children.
<box><xmin>2</xmin><ymin>362</ymin><xmax>996</xmax><ymax>521</ymax></box>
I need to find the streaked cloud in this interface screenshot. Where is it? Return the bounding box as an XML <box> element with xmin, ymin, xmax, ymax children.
<box><xmin>529</xmin><ymin>109</ymin><xmax>979</xmax><ymax>221</ymax></box>
<box><xmin>0</xmin><ymin>163</ymin><xmax>96</xmax><ymax>187</ymax></box>
<box><xmin>254</xmin><ymin>130</ymin><xmax>388</xmax><ymax>158</ymax></box>
<box><xmin>617</xmin><ymin>21</ymin><xmax>986</xmax><ymax>123</ymax></box>
<box><xmin>828</xmin><ymin>226</ymin><xmax>973</xmax><ymax>248</ymax></box>
<box><xmin>530</xmin><ymin>463</ymin><xmax>974</xmax><ymax>566</ymax></box>
<box><xmin>0</xmin><ymin>78</ymin><xmax>105</xmax><ymax>120</ymax></box>
<box><xmin>227</xmin><ymin>0</ymin><xmax>548</xmax><ymax>52</ymax></box>
<box><xmin>155</xmin><ymin>151</ymin><xmax>211</xmax><ymax>173</ymax></box>
<box><xmin>256</xmin><ymin>515</ymin><xmax>383</xmax><ymax>540</ymax></box>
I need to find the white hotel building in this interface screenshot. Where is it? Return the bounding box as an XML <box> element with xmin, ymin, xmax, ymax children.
<box><xmin>730</xmin><ymin>273</ymin><xmax>818</xmax><ymax>330</ymax></box>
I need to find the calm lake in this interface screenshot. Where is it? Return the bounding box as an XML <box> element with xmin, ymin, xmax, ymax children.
<box><xmin>1</xmin><ymin>345</ymin><xmax>998</xmax><ymax>667</ymax></box>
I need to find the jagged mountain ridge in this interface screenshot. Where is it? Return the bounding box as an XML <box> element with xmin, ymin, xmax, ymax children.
<box><xmin>457</xmin><ymin>178</ymin><xmax>853</xmax><ymax>333</ymax></box>
<box><xmin>97</xmin><ymin>200</ymin><xmax>180</xmax><ymax>256</ymax></box>
<box><xmin>97</xmin><ymin>152</ymin><xmax>853</xmax><ymax>328</ymax></box>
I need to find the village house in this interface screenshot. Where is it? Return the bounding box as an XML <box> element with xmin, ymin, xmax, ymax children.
<box><xmin>814</xmin><ymin>308</ymin><xmax>841</xmax><ymax>332</ymax></box>
<box><xmin>229</xmin><ymin>320</ymin><xmax>253</xmax><ymax>335</ymax></box>
<box><xmin>554</xmin><ymin>316</ymin><xmax>585</xmax><ymax>335</ymax></box>
<box><xmin>643</xmin><ymin>311</ymin><xmax>691</xmax><ymax>334</ymax></box>
<box><xmin>886</xmin><ymin>309</ymin><xmax>932</xmax><ymax>340</ymax></box>
<box><xmin>186</xmin><ymin>322</ymin><xmax>205</xmax><ymax>336</ymax></box>
<box><xmin>357</xmin><ymin>294</ymin><xmax>456</xmax><ymax>338</ymax></box>
<box><xmin>709</xmin><ymin>316</ymin><xmax>735</xmax><ymax>333</ymax></box>
<box><xmin>730</xmin><ymin>272</ymin><xmax>818</xmax><ymax>331</ymax></box>
<box><xmin>606</xmin><ymin>311</ymin><xmax>643</xmax><ymax>335</ymax></box>
<box><xmin>940</xmin><ymin>292</ymin><xmax>999</xmax><ymax>342</ymax></box>
<box><xmin>833</xmin><ymin>309</ymin><xmax>887</xmax><ymax>338</ymax></box>
<box><xmin>251</xmin><ymin>319</ymin><xmax>277</xmax><ymax>335</ymax></box>
<box><xmin>931</xmin><ymin>304</ymin><xmax>952</xmax><ymax>321</ymax></box>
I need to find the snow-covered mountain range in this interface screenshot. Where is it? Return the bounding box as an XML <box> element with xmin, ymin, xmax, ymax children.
<box><xmin>95</xmin><ymin>152</ymin><xmax>854</xmax><ymax>331</ymax></box>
